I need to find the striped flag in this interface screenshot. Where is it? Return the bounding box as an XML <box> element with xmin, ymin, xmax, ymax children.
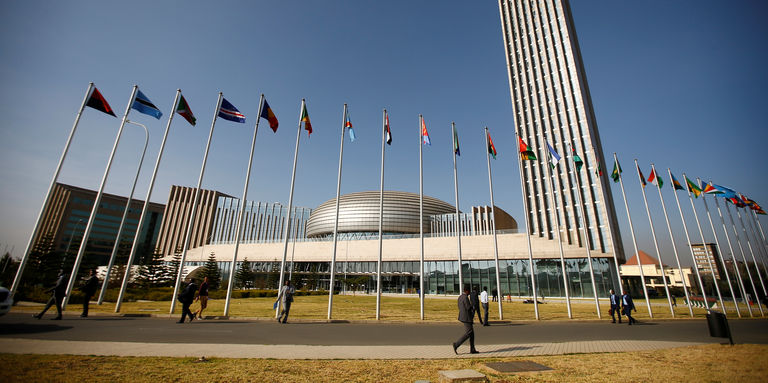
<box><xmin>176</xmin><ymin>95</ymin><xmax>196</xmax><ymax>126</ymax></box>
<box><xmin>611</xmin><ymin>159</ymin><xmax>622</xmax><ymax>183</ymax></box>
<box><xmin>385</xmin><ymin>113</ymin><xmax>392</xmax><ymax>145</ymax></box>
<box><xmin>86</xmin><ymin>87</ymin><xmax>116</xmax><ymax>117</ymax></box>
<box><xmin>546</xmin><ymin>141</ymin><xmax>560</xmax><ymax>169</ymax></box>
<box><xmin>636</xmin><ymin>165</ymin><xmax>646</xmax><ymax>188</ymax></box>
<box><xmin>301</xmin><ymin>103</ymin><xmax>312</xmax><ymax>136</ymax></box>
<box><xmin>421</xmin><ymin>118</ymin><xmax>431</xmax><ymax>146</ymax></box>
<box><xmin>132</xmin><ymin>90</ymin><xmax>163</xmax><ymax>119</ymax></box>
<box><xmin>345</xmin><ymin>109</ymin><xmax>356</xmax><ymax>142</ymax></box>
<box><xmin>218</xmin><ymin>98</ymin><xmax>245</xmax><ymax>123</ymax></box>
<box><xmin>260</xmin><ymin>98</ymin><xmax>279</xmax><ymax>132</ymax></box>
<box><xmin>452</xmin><ymin>124</ymin><xmax>460</xmax><ymax>156</ymax></box>
<box><xmin>487</xmin><ymin>131</ymin><xmax>497</xmax><ymax>159</ymax></box>
<box><xmin>671</xmin><ymin>173</ymin><xmax>685</xmax><ymax>190</ymax></box>
<box><xmin>519</xmin><ymin>137</ymin><xmax>536</xmax><ymax>161</ymax></box>
<box><xmin>648</xmin><ymin>168</ymin><xmax>663</xmax><ymax>188</ymax></box>
<box><xmin>685</xmin><ymin>176</ymin><xmax>702</xmax><ymax>198</ymax></box>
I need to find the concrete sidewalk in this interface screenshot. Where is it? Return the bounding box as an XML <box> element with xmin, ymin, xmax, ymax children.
<box><xmin>0</xmin><ymin>338</ymin><xmax>707</xmax><ymax>359</ymax></box>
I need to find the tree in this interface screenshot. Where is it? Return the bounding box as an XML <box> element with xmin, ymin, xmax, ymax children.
<box><xmin>202</xmin><ymin>252</ymin><xmax>221</xmax><ymax>289</ymax></box>
<box><xmin>0</xmin><ymin>252</ymin><xmax>19</xmax><ymax>287</ymax></box>
<box><xmin>135</xmin><ymin>249</ymin><xmax>173</xmax><ymax>288</ymax></box>
<box><xmin>235</xmin><ymin>258</ymin><xmax>254</xmax><ymax>289</ymax></box>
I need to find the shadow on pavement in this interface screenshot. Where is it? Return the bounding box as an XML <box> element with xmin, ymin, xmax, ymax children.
<box><xmin>486</xmin><ymin>345</ymin><xmax>538</xmax><ymax>353</ymax></box>
<box><xmin>0</xmin><ymin>323</ymin><xmax>72</xmax><ymax>335</ymax></box>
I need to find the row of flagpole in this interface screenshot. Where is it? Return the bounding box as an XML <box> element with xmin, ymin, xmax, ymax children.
<box><xmin>10</xmin><ymin>82</ymin><xmax>768</xmax><ymax>322</ymax></box>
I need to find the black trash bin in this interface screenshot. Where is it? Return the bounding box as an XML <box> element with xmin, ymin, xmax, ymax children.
<box><xmin>706</xmin><ymin>311</ymin><xmax>733</xmax><ymax>345</ymax></box>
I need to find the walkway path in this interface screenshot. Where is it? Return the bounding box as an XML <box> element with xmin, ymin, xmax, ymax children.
<box><xmin>1</xmin><ymin>313</ymin><xmax>765</xmax><ymax>359</ymax></box>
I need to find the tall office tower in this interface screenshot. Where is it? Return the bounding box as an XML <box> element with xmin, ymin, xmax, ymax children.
<box><xmin>498</xmin><ymin>0</ymin><xmax>624</xmax><ymax>259</ymax></box>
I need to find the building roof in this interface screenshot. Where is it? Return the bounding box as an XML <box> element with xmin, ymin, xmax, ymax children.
<box><xmin>623</xmin><ymin>250</ymin><xmax>666</xmax><ymax>267</ymax></box>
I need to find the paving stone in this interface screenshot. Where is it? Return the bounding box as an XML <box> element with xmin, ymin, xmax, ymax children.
<box><xmin>484</xmin><ymin>360</ymin><xmax>552</xmax><ymax>373</ymax></box>
<box><xmin>438</xmin><ymin>369</ymin><xmax>488</xmax><ymax>383</ymax></box>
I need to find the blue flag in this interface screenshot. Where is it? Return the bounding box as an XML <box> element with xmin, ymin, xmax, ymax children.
<box><xmin>218</xmin><ymin>98</ymin><xmax>246</xmax><ymax>123</ymax></box>
<box><xmin>546</xmin><ymin>141</ymin><xmax>561</xmax><ymax>169</ymax></box>
<box><xmin>713</xmin><ymin>184</ymin><xmax>737</xmax><ymax>199</ymax></box>
<box><xmin>132</xmin><ymin>90</ymin><xmax>163</xmax><ymax>119</ymax></box>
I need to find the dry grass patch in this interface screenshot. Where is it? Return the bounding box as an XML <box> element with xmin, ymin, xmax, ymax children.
<box><xmin>16</xmin><ymin>295</ymin><xmax>734</xmax><ymax>322</ymax></box>
<box><xmin>1</xmin><ymin>344</ymin><xmax>765</xmax><ymax>382</ymax></box>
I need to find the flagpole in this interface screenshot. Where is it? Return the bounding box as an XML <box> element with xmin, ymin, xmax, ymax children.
<box><xmin>170</xmin><ymin>92</ymin><xmax>223</xmax><ymax>315</ymax></box>
<box><xmin>276</xmin><ymin>99</ymin><xmax>305</xmax><ymax>318</ymax></box>
<box><xmin>636</xmin><ymin>161</ymin><xmax>674</xmax><ymax>316</ymax></box>
<box><xmin>699</xmin><ymin>179</ymin><xmax>740</xmax><ymax>317</ymax></box>
<box><xmin>98</xmin><ymin>120</ymin><xmax>148</xmax><ymax>305</ymax></box>
<box><xmin>484</xmin><ymin>127</ymin><xmax>504</xmax><ymax>320</ymax></box>
<box><xmin>744</xmin><ymin>209</ymin><xmax>768</xmax><ymax>289</ymax></box>
<box><xmin>327</xmin><ymin>103</ymin><xmax>347</xmax><ymax>320</ymax></box>
<box><xmin>224</xmin><ymin>94</ymin><xmax>264</xmax><ymax>317</ymax></box>
<box><xmin>736</xmin><ymin>208</ymin><xmax>768</xmax><ymax>297</ymax></box>
<box><xmin>451</xmin><ymin>122</ymin><xmax>464</xmax><ymax>292</ymax></box>
<box><xmin>683</xmin><ymin>173</ymin><xmax>725</xmax><ymax>312</ymax></box>
<box><xmin>567</xmin><ymin>146</ymin><xmax>599</xmax><ymax>318</ymax></box>
<box><xmin>375</xmin><ymin>109</ymin><xmax>387</xmax><ymax>320</ymax></box>
<box><xmin>544</xmin><ymin>143</ymin><xmax>571</xmax><ymax>319</ymax></box>
<box><xmin>614</xmin><ymin>153</ymin><xmax>652</xmax><ymax>317</ymax></box>
<box><xmin>516</xmin><ymin>132</ymin><xmax>538</xmax><ymax>320</ymax></box>
<box><xmin>114</xmin><ymin>90</ymin><xmax>180</xmax><ymax>312</ymax></box>
<box><xmin>715</xmin><ymin>196</ymin><xmax>753</xmax><ymax>317</ymax></box>
<box><xmin>670</xmin><ymin>171</ymin><xmax>709</xmax><ymax>313</ymax></box>
<box><xmin>10</xmin><ymin>83</ymin><xmax>95</xmax><ymax>299</ymax></box>
<box><xmin>748</xmin><ymin>210</ymin><xmax>768</xmax><ymax>274</ymax></box>
<box><xmin>419</xmin><ymin>115</ymin><xmax>425</xmax><ymax>320</ymax></box>
<box><xmin>753</xmin><ymin>211</ymin><xmax>768</xmax><ymax>255</ymax></box>
<box><xmin>62</xmin><ymin>85</ymin><xmax>139</xmax><ymax>310</ymax></box>
<box><xmin>656</xmin><ymin>166</ymin><xmax>694</xmax><ymax>317</ymax></box>
<box><xmin>725</xmin><ymin>203</ymin><xmax>764</xmax><ymax>316</ymax></box>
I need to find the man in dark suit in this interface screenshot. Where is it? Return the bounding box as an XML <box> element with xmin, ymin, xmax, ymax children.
<box><xmin>609</xmin><ymin>289</ymin><xmax>622</xmax><ymax>324</ymax></box>
<box><xmin>177</xmin><ymin>279</ymin><xmax>197</xmax><ymax>323</ymax></box>
<box><xmin>452</xmin><ymin>286</ymin><xmax>479</xmax><ymax>355</ymax></box>
<box><xmin>470</xmin><ymin>286</ymin><xmax>483</xmax><ymax>324</ymax></box>
<box><xmin>34</xmin><ymin>270</ymin><xmax>68</xmax><ymax>320</ymax></box>
<box><xmin>80</xmin><ymin>269</ymin><xmax>99</xmax><ymax>318</ymax></box>
<box><xmin>622</xmin><ymin>290</ymin><xmax>637</xmax><ymax>325</ymax></box>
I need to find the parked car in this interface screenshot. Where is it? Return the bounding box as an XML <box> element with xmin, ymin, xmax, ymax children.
<box><xmin>0</xmin><ymin>287</ymin><xmax>12</xmax><ymax>316</ymax></box>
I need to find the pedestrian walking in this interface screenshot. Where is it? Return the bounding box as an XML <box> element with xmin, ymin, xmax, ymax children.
<box><xmin>609</xmin><ymin>289</ymin><xmax>622</xmax><ymax>323</ymax></box>
<box><xmin>80</xmin><ymin>269</ymin><xmax>99</xmax><ymax>318</ymax></box>
<box><xmin>480</xmin><ymin>286</ymin><xmax>490</xmax><ymax>326</ymax></box>
<box><xmin>491</xmin><ymin>288</ymin><xmax>498</xmax><ymax>302</ymax></box>
<box><xmin>177</xmin><ymin>279</ymin><xmax>197</xmax><ymax>323</ymax></box>
<box><xmin>622</xmin><ymin>290</ymin><xmax>637</xmax><ymax>325</ymax></box>
<box><xmin>275</xmin><ymin>280</ymin><xmax>295</xmax><ymax>324</ymax></box>
<box><xmin>34</xmin><ymin>270</ymin><xmax>68</xmax><ymax>320</ymax></box>
<box><xmin>671</xmin><ymin>295</ymin><xmax>677</xmax><ymax>307</ymax></box>
<box><xmin>470</xmin><ymin>286</ymin><xmax>483</xmax><ymax>324</ymax></box>
<box><xmin>194</xmin><ymin>276</ymin><xmax>209</xmax><ymax>320</ymax></box>
<box><xmin>452</xmin><ymin>286</ymin><xmax>479</xmax><ymax>355</ymax></box>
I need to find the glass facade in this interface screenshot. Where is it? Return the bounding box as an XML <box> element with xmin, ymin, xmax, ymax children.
<box><xmin>197</xmin><ymin>257</ymin><xmax>618</xmax><ymax>297</ymax></box>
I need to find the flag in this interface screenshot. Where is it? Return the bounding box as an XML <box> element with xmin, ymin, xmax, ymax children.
<box><xmin>572</xmin><ymin>149</ymin><xmax>584</xmax><ymax>172</ymax></box>
<box><xmin>176</xmin><ymin>95</ymin><xmax>196</xmax><ymax>126</ymax></box>
<box><xmin>727</xmin><ymin>197</ymin><xmax>746</xmax><ymax>208</ymax></box>
<box><xmin>611</xmin><ymin>159</ymin><xmax>622</xmax><ymax>183</ymax></box>
<box><xmin>132</xmin><ymin>90</ymin><xmax>163</xmax><ymax>119</ymax></box>
<box><xmin>755</xmin><ymin>206</ymin><xmax>767</xmax><ymax>215</ymax></box>
<box><xmin>452</xmin><ymin>124</ymin><xmax>460</xmax><ymax>156</ymax></box>
<box><xmin>218</xmin><ymin>98</ymin><xmax>245</xmax><ymax>123</ymax></box>
<box><xmin>301</xmin><ymin>103</ymin><xmax>312</xmax><ymax>136</ymax></box>
<box><xmin>86</xmin><ymin>87</ymin><xmax>116</xmax><ymax>117</ymax></box>
<box><xmin>712</xmin><ymin>184</ymin><xmax>737</xmax><ymax>199</ymax></box>
<box><xmin>260</xmin><ymin>98</ymin><xmax>278</xmax><ymax>132</ymax></box>
<box><xmin>595</xmin><ymin>159</ymin><xmax>603</xmax><ymax>176</ymax></box>
<box><xmin>702</xmin><ymin>182</ymin><xmax>721</xmax><ymax>195</ymax></box>
<box><xmin>345</xmin><ymin>109</ymin><xmax>356</xmax><ymax>142</ymax></box>
<box><xmin>637</xmin><ymin>165</ymin><xmax>646</xmax><ymax>188</ymax></box>
<box><xmin>518</xmin><ymin>137</ymin><xmax>537</xmax><ymax>160</ymax></box>
<box><xmin>385</xmin><ymin>113</ymin><xmax>392</xmax><ymax>145</ymax></box>
<box><xmin>648</xmin><ymin>168</ymin><xmax>663</xmax><ymax>188</ymax></box>
<box><xmin>546</xmin><ymin>142</ymin><xmax>560</xmax><ymax>169</ymax></box>
<box><xmin>671</xmin><ymin>173</ymin><xmax>685</xmax><ymax>190</ymax></box>
<box><xmin>421</xmin><ymin>118</ymin><xmax>431</xmax><ymax>146</ymax></box>
<box><xmin>685</xmin><ymin>176</ymin><xmax>702</xmax><ymax>198</ymax></box>
<box><xmin>487</xmin><ymin>131</ymin><xmax>497</xmax><ymax>159</ymax></box>
<box><xmin>740</xmin><ymin>194</ymin><xmax>757</xmax><ymax>208</ymax></box>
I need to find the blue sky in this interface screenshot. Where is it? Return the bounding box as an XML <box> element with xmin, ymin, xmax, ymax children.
<box><xmin>0</xmin><ymin>1</ymin><xmax>766</xmax><ymax>267</ymax></box>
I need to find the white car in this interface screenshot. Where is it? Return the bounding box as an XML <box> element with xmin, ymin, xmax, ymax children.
<box><xmin>0</xmin><ymin>287</ymin><xmax>12</xmax><ymax>316</ymax></box>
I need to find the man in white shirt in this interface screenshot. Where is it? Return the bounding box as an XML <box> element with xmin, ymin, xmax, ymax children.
<box><xmin>480</xmin><ymin>287</ymin><xmax>490</xmax><ymax>326</ymax></box>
